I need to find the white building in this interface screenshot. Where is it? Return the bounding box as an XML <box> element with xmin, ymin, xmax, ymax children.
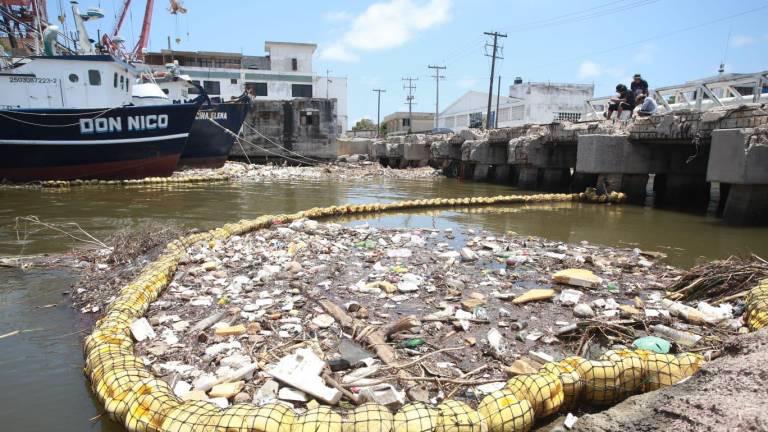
<box><xmin>508</xmin><ymin>80</ymin><xmax>594</xmax><ymax>123</ymax></box>
<box><xmin>144</xmin><ymin>41</ymin><xmax>348</xmax><ymax>131</ymax></box>
<box><xmin>438</xmin><ymin>91</ymin><xmax>520</xmax><ymax>131</ymax></box>
<box><xmin>439</xmin><ymin>80</ymin><xmax>594</xmax><ymax>131</ymax></box>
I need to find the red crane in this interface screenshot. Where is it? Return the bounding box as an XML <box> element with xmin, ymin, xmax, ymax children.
<box><xmin>131</xmin><ymin>0</ymin><xmax>153</xmax><ymax>60</ymax></box>
<box><xmin>112</xmin><ymin>0</ymin><xmax>131</xmax><ymax>37</ymax></box>
<box><xmin>99</xmin><ymin>0</ymin><xmax>186</xmax><ymax>61</ymax></box>
<box><xmin>100</xmin><ymin>0</ymin><xmax>130</xmax><ymax>57</ymax></box>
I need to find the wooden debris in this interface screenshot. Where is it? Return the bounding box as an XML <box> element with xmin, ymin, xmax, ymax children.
<box><xmin>188</xmin><ymin>311</ymin><xmax>227</xmax><ymax>334</ymax></box>
<box><xmin>666</xmin><ymin>255</ymin><xmax>768</xmax><ymax>302</ymax></box>
<box><xmin>208</xmin><ymin>381</ymin><xmax>244</xmax><ymax>398</ymax></box>
<box><xmin>505</xmin><ymin>358</ymin><xmax>538</xmax><ymax>376</ymax></box>
<box><xmin>318</xmin><ymin>298</ymin><xmax>417</xmax><ymax>365</ymax></box>
<box><xmin>214</xmin><ymin>324</ymin><xmax>246</xmax><ymax>337</ymax></box>
<box><xmin>512</xmin><ymin>288</ymin><xmax>555</xmax><ymax>304</ymax></box>
<box><xmin>552</xmin><ymin>268</ymin><xmax>603</xmax><ymax>288</ymax></box>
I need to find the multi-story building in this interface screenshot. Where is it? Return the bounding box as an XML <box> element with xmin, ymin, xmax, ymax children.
<box><xmin>438</xmin><ymin>79</ymin><xmax>594</xmax><ymax>131</ymax></box>
<box><xmin>143</xmin><ymin>41</ymin><xmax>348</xmax><ymax>132</ymax></box>
<box><xmin>383</xmin><ymin>111</ymin><xmax>435</xmax><ymax>134</ymax></box>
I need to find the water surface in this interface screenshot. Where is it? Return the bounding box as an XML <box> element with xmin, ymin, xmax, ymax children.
<box><xmin>1</xmin><ymin>177</ymin><xmax>766</xmax><ymax>431</ymax></box>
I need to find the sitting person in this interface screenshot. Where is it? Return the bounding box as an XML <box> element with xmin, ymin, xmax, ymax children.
<box><xmin>631</xmin><ymin>74</ymin><xmax>649</xmax><ymax>97</ymax></box>
<box><xmin>635</xmin><ymin>94</ymin><xmax>657</xmax><ymax>117</ymax></box>
<box><xmin>605</xmin><ymin>84</ymin><xmax>635</xmax><ymax>120</ymax></box>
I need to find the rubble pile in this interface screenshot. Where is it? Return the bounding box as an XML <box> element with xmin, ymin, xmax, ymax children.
<box><xmin>128</xmin><ymin>219</ymin><xmax>741</xmax><ymax>411</ymax></box>
<box><xmin>185</xmin><ymin>161</ymin><xmax>442</xmax><ymax>182</ymax></box>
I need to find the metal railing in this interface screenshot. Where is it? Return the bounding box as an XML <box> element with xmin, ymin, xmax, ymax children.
<box><xmin>585</xmin><ymin>71</ymin><xmax>768</xmax><ymax>119</ymax></box>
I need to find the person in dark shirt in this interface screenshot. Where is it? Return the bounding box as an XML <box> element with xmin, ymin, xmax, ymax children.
<box><xmin>605</xmin><ymin>84</ymin><xmax>635</xmax><ymax>120</ymax></box>
<box><xmin>631</xmin><ymin>74</ymin><xmax>649</xmax><ymax>97</ymax></box>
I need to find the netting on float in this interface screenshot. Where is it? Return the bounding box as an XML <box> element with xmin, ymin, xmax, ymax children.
<box><xmin>40</xmin><ymin>175</ymin><xmax>231</xmax><ymax>189</ymax></box>
<box><xmin>78</xmin><ymin>192</ymin><xmax>747</xmax><ymax>432</ymax></box>
<box><xmin>746</xmin><ymin>278</ymin><xmax>768</xmax><ymax>331</ymax></box>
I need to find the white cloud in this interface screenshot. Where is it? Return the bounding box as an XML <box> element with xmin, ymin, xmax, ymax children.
<box><xmin>321</xmin><ymin>42</ymin><xmax>359</xmax><ymax>62</ymax></box>
<box><xmin>319</xmin><ymin>0</ymin><xmax>452</xmax><ymax>62</ymax></box>
<box><xmin>731</xmin><ymin>34</ymin><xmax>755</xmax><ymax>47</ymax></box>
<box><xmin>578</xmin><ymin>60</ymin><xmax>602</xmax><ymax>79</ymax></box>
<box><xmin>577</xmin><ymin>60</ymin><xmax>625</xmax><ymax>81</ymax></box>
<box><xmin>324</xmin><ymin>11</ymin><xmax>352</xmax><ymax>22</ymax></box>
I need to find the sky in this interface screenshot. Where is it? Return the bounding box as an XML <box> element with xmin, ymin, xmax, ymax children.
<box><xmin>48</xmin><ymin>0</ymin><xmax>768</xmax><ymax>127</ymax></box>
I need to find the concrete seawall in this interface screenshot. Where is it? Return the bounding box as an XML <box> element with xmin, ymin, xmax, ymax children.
<box><xmin>229</xmin><ymin>101</ymin><xmax>768</xmax><ymax>225</ymax></box>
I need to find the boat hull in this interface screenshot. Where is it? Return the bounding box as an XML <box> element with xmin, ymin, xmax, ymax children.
<box><xmin>178</xmin><ymin>102</ymin><xmax>248</xmax><ymax>169</ymax></box>
<box><xmin>0</xmin><ymin>104</ymin><xmax>199</xmax><ymax>181</ymax></box>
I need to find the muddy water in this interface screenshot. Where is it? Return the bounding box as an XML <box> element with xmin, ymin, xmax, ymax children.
<box><xmin>1</xmin><ymin>177</ymin><xmax>767</xmax><ymax>432</ymax></box>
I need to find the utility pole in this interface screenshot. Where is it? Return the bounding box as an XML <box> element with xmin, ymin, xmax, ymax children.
<box><xmin>373</xmin><ymin>89</ymin><xmax>386</xmax><ymax>137</ymax></box>
<box><xmin>326</xmin><ymin>69</ymin><xmax>332</xmax><ymax>100</ymax></box>
<box><xmin>495</xmin><ymin>75</ymin><xmax>501</xmax><ymax>128</ymax></box>
<box><xmin>484</xmin><ymin>31</ymin><xmax>506</xmax><ymax>128</ymax></box>
<box><xmin>402</xmin><ymin>77</ymin><xmax>418</xmax><ymax>134</ymax></box>
<box><xmin>428</xmin><ymin>65</ymin><xmax>446</xmax><ymax>129</ymax></box>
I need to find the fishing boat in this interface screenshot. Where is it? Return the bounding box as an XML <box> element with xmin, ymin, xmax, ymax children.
<box><xmin>0</xmin><ymin>0</ymin><xmax>200</xmax><ymax>181</ymax></box>
<box><xmin>133</xmin><ymin>65</ymin><xmax>248</xmax><ymax>169</ymax></box>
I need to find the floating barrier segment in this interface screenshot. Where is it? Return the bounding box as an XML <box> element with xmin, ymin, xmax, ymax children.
<box><xmin>746</xmin><ymin>278</ymin><xmax>768</xmax><ymax>331</ymax></box>
<box><xmin>83</xmin><ymin>191</ymin><xmax>721</xmax><ymax>432</ymax></box>
<box><xmin>40</xmin><ymin>175</ymin><xmax>232</xmax><ymax>188</ymax></box>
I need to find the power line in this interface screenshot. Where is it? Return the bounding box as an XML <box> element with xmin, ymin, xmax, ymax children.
<box><xmin>372</xmin><ymin>89</ymin><xmax>386</xmax><ymax>137</ymax></box>
<box><xmin>427</xmin><ymin>65</ymin><xmax>446</xmax><ymax>129</ymax></box>
<box><xmin>484</xmin><ymin>31</ymin><xmax>506</xmax><ymax>129</ymax></box>
<box><xmin>509</xmin><ymin>0</ymin><xmax>659</xmax><ymax>33</ymax></box>
<box><xmin>525</xmin><ymin>3</ymin><xmax>768</xmax><ymax>74</ymax></box>
<box><xmin>433</xmin><ymin>0</ymin><xmax>657</xmax><ymax>70</ymax></box>
<box><xmin>402</xmin><ymin>76</ymin><xmax>418</xmax><ymax>133</ymax></box>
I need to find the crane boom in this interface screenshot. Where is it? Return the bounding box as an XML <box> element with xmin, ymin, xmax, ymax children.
<box><xmin>131</xmin><ymin>0</ymin><xmax>153</xmax><ymax>60</ymax></box>
<box><xmin>112</xmin><ymin>0</ymin><xmax>131</xmax><ymax>37</ymax></box>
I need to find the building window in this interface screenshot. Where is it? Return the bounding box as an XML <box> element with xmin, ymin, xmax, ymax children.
<box><xmin>554</xmin><ymin>112</ymin><xmax>581</xmax><ymax>122</ymax></box>
<box><xmin>246</xmin><ymin>82</ymin><xmax>268</xmax><ymax>97</ymax></box>
<box><xmin>188</xmin><ymin>80</ymin><xmax>201</xmax><ymax>95</ymax></box>
<box><xmin>230</xmin><ymin>78</ymin><xmax>238</xmax><ymax>84</ymax></box>
<box><xmin>88</xmin><ymin>70</ymin><xmax>101</xmax><ymax>86</ymax></box>
<box><xmin>300</xmin><ymin>111</ymin><xmax>316</xmax><ymax>126</ymax></box>
<box><xmin>469</xmin><ymin>112</ymin><xmax>483</xmax><ymax>128</ymax></box>
<box><xmin>113</xmin><ymin>73</ymin><xmax>118</xmax><ymax>88</ymax></box>
<box><xmin>401</xmin><ymin>118</ymin><xmax>411</xmax><ymax>127</ymax></box>
<box><xmin>291</xmin><ymin>58</ymin><xmax>298</xmax><ymax>71</ymax></box>
<box><xmin>203</xmin><ymin>80</ymin><xmax>221</xmax><ymax>95</ymax></box>
<box><xmin>291</xmin><ymin>84</ymin><xmax>312</xmax><ymax>98</ymax></box>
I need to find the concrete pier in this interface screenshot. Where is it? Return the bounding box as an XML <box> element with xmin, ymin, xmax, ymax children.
<box><xmin>334</xmin><ymin>104</ymin><xmax>768</xmax><ymax>225</ymax></box>
<box><xmin>707</xmin><ymin>128</ymin><xmax>768</xmax><ymax>224</ymax></box>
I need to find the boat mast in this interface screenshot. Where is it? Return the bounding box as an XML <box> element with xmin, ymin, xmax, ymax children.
<box><xmin>70</xmin><ymin>1</ymin><xmax>93</xmax><ymax>54</ymax></box>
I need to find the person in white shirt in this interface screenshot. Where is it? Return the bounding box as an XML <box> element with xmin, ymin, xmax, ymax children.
<box><xmin>635</xmin><ymin>94</ymin><xmax>657</xmax><ymax>117</ymax></box>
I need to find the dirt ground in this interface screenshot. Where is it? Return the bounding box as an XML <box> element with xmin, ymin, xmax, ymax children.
<box><xmin>565</xmin><ymin>329</ymin><xmax>768</xmax><ymax>431</ymax></box>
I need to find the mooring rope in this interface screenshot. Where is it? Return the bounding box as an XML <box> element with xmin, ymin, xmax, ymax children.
<box><xmin>0</xmin><ymin>105</ymin><xmax>123</xmax><ymax>128</ymax></box>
